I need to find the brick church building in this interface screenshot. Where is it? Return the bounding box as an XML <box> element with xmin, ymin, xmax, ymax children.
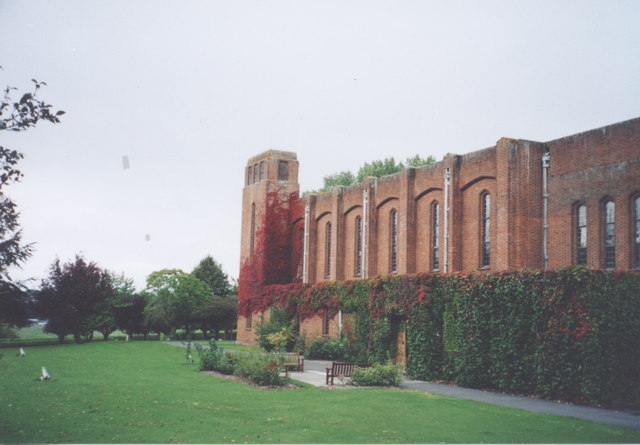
<box><xmin>237</xmin><ymin>117</ymin><xmax>640</xmax><ymax>345</ymax></box>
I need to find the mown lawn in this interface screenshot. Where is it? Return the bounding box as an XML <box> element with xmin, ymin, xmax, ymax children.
<box><xmin>0</xmin><ymin>342</ymin><xmax>638</xmax><ymax>443</ymax></box>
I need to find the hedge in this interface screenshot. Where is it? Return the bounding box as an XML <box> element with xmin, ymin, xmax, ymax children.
<box><xmin>254</xmin><ymin>267</ymin><xmax>640</xmax><ymax>409</ymax></box>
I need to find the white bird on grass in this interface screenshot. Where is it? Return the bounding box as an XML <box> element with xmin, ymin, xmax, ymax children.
<box><xmin>40</xmin><ymin>366</ymin><xmax>51</xmax><ymax>381</ymax></box>
<box><xmin>18</xmin><ymin>347</ymin><xmax>26</xmax><ymax>357</ymax></box>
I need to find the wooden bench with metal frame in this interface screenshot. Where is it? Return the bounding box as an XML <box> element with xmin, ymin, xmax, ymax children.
<box><xmin>325</xmin><ymin>362</ymin><xmax>371</xmax><ymax>385</ymax></box>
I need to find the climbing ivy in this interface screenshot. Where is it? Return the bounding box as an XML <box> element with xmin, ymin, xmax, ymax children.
<box><xmin>251</xmin><ymin>268</ymin><xmax>640</xmax><ymax>409</ymax></box>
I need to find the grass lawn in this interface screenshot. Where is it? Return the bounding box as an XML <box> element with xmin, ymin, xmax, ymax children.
<box><xmin>0</xmin><ymin>342</ymin><xmax>638</xmax><ymax>443</ymax></box>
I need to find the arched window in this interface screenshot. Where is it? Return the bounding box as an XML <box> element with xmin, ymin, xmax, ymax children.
<box><xmin>635</xmin><ymin>196</ymin><xmax>640</xmax><ymax>269</ymax></box>
<box><xmin>480</xmin><ymin>192</ymin><xmax>491</xmax><ymax>268</ymax></box>
<box><xmin>432</xmin><ymin>202</ymin><xmax>440</xmax><ymax>271</ymax></box>
<box><xmin>250</xmin><ymin>203</ymin><xmax>256</xmax><ymax>257</ymax></box>
<box><xmin>603</xmin><ymin>199</ymin><xmax>616</xmax><ymax>269</ymax></box>
<box><xmin>355</xmin><ymin>216</ymin><xmax>363</xmax><ymax>276</ymax></box>
<box><xmin>389</xmin><ymin>209</ymin><xmax>398</xmax><ymax>273</ymax></box>
<box><xmin>576</xmin><ymin>204</ymin><xmax>587</xmax><ymax>266</ymax></box>
<box><xmin>325</xmin><ymin>222</ymin><xmax>332</xmax><ymax>278</ymax></box>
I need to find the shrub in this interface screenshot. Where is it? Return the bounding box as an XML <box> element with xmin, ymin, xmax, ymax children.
<box><xmin>231</xmin><ymin>353</ymin><xmax>283</xmax><ymax>386</ymax></box>
<box><xmin>195</xmin><ymin>339</ymin><xmax>233</xmax><ymax>374</ymax></box>
<box><xmin>255</xmin><ymin>307</ymin><xmax>295</xmax><ymax>352</ymax></box>
<box><xmin>306</xmin><ymin>337</ymin><xmax>347</xmax><ymax>360</ymax></box>
<box><xmin>350</xmin><ymin>363</ymin><xmax>401</xmax><ymax>387</ymax></box>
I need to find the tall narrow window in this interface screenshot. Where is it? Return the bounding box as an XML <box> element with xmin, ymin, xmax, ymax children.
<box><xmin>250</xmin><ymin>203</ymin><xmax>256</xmax><ymax>257</ymax></box>
<box><xmin>576</xmin><ymin>204</ymin><xmax>587</xmax><ymax>266</ymax></box>
<box><xmin>259</xmin><ymin>161</ymin><xmax>265</xmax><ymax>181</ymax></box>
<box><xmin>253</xmin><ymin>163</ymin><xmax>258</xmax><ymax>183</ymax></box>
<box><xmin>432</xmin><ymin>202</ymin><xmax>440</xmax><ymax>271</ymax></box>
<box><xmin>278</xmin><ymin>160</ymin><xmax>289</xmax><ymax>181</ymax></box>
<box><xmin>246</xmin><ymin>312</ymin><xmax>252</xmax><ymax>330</ymax></box>
<box><xmin>390</xmin><ymin>209</ymin><xmax>398</xmax><ymax>273</ymax></box>
<box><xmin>603</xmin><ymin>200</ymin><xmax>616</xmax><ymax>269</ymax></box>
<box><xmin>481</xmin><ymin>193</ymin><xmax>491</xmax><ymax>268</ymax></box>
<box><xmin>296</xmin><ymin>227</ymin><xmax>304</xmax><ymax>279</ymax></box>
<box><xmin>247</xmin><ymin>166</ymin><xmax>252</xmax><ymax>185</ymax></box>
<box><xmin>635</xmin><ymin>197</ymin><xmax>640</xmax><ymax>269</ymax></box>
<box><xmin>355</xmin><ymin>216</ymin><xmax>363</xmax><ymax>276</ymax></box>
<box><xmin>325</xmin><ymin>222</ymin><xmax>332</xmax><ymax>277</ymax></box>
<box><xmin>322</xmin><ymin>311</ymin><xmax>330</xmax><ymax>336</ymax></box>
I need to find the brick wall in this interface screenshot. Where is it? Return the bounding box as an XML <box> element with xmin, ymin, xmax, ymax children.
<box><xmin>238</xmin><ymin>118</ymin><xmax>640</xmax><ymax>344</ymax></box>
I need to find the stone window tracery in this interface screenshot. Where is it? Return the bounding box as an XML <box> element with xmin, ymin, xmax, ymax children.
<box><xmin>603</xmin><ymin>199</ymin><xmax>616</xmax><ymax>269</ymax></box>
<box><xmin>390</xmin><ymin>209</ymin><xmax>398</xmax><ymax>273</ymax></box>
<box><xmin>325</xmin><ymin>221</ymin><xmax>332</xmax><ymax>278</ymax></box>
<box><xmin>432</xmin><ymin>201</ymin><xmax>440</xmax><ymax>271</ymax></box>
<box><xmin>481</xmin><ymin>192</ymin><xmax>491</xmax><ymax>268</ymax></box>
<box><xmin>576</xmin><ymin>204</ymin><xmax>587</xmax><ymax>266</ymax></box>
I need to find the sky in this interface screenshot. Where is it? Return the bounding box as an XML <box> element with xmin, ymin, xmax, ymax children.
<box><xmin>1</xmin><ymin>0</ymin><xmax>639</xmax><ymax>290</ymax></box>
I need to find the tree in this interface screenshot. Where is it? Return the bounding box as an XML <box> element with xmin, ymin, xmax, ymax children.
<box><xmin>191</xmin><ymin>256</ymin><xmax>231</xmax><ymax>297</ymax></box>
<box><xmin>143</xmin><ymin>269</ymin><xmax>212</xmax><ymax>337</ymax></box>
<box><xmin>307</xmin><ymin>154</ymin><xmax>437</xmax><ymax>195</ymax></box>
<box><xmin>197</xmin><ymin>295</ymin><xmax>237</xmax><ymax>339</ymax></box>
<box><xmin>405</xmin><ymin>154</ymin><xmax>436</xmax><ymax>168</ymax></box>
<box><xmin>0</xmin><ymin>280</ymin><xmax>31</xmax><ymax>338</ymax></box>
<box><xmin>320</xmin><ymin>170</ymin><xmax>356</xmax><ymax>192</ymax></box>
<box><xmin>0</xmin><ymin>75</ymin><xmax>64</xmax><ymax>280</ymax></box>
<box><xmin>356</xmin><ymin>157</ymin><xmax>404</xmax><ymax>182</ymax></box>
<box><xmin>109</xmin><ymin>273</ymin><xmax>148</xmax><ymax>339</ymax></box>
<box><xmin>36</xmin><ymin>255</ymin><xmax>113</xmax><ymax>343</ymax></box>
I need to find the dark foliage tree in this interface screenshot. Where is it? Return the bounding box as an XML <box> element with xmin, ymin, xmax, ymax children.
<box><xmin>109</xmin><ymin>273</ymin><xmax>148</xmax><ymax>339</ymax></box>
<box><xmin>36</xmin><ymin>255</ymin><xmax>113</xmax><ymax>343</ymax></box>
<box><xmin>198</xmin><ymin>294</ymin><xmax>237</xmax><ymax>339</ymax></box>
<box><xmin>143</xmin><ymin>269</ymin><xmax>212</xmax><ymax>337</ymax></box>
<box><xmin>0</xmin><ymin>280</ymin><xmax>31</xmax><ymax>338</ymax></box>
<box><xmin>191</xmin><ymin>255</ymin><xmax>231</xmax><ymax>297</ymax></box>
<box><xmin>0</xmin><ymin>76</ymin><xmax>64</xmax><ymax>280</ymax></box>
<box><xmin>113</xmin><ymin>293</ymin><xmax>148</xmax><ymax>339</ymax></box>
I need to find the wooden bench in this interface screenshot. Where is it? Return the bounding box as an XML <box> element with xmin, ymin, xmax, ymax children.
<box><xmin>325</xmin><ymin>362</ymin><xmax>371</xmax><ymax>385</ymax></box>
<box><xmin>281</xmin><ymin>352</ymin><xmax>304</xmax><ymax>376</ymax></box>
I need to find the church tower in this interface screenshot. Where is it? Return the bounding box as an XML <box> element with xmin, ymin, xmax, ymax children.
<box><xmin>237</xmin><ymin>150</ymin><xmax>300</xmax><ymax>344</ymax></box>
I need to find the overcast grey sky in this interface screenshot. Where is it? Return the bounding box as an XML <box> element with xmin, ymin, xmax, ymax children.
<box><xmin>2</xmin><ymin>0</ymin><xmax>639</xmax><ymax>289</ymax></box>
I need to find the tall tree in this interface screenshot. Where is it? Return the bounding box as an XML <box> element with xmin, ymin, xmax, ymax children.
<box><xmin>1</xmin><ymin>74</ymin><xmax>64</xmax><ymax>332</ymax></box>
<box><xmin>0</xmin><ymin>76</ymin><xmax>64</xmax><ymax>280</ymax></box>
<box><xmin>0</xmin><ymin>280</ymin><xmax>30</xmax><ymax>329</ymax></box>
<box><xmin>143</xmin><ymin>269</ymin><xmax>212</xmax><ymax>337</ymax></box>
<box><xmin>110</xmin><ymin>272</ymin><xmax>148</xmax><ymax>339</ymax></box>
<box><xmin>36</xmin><ymin>255</ymin><xmax>113</xmax><ymax>343</ymax></box>
<box><xmin>191</xmin><ymin>256</ymin><xmax>231</xmax><ymax>297</ymax></box>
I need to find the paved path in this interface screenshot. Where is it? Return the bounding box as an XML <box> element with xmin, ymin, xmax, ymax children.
<box><xmin>165</xmin><ymin>343</ymin><xmax>640</xmax><ymax>430</ymax></box>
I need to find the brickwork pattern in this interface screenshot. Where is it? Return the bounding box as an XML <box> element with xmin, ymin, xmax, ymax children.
<box><xmin>238</xmin><ymin>118</ymin><xmax>640</xmax><ymax>343</ymax></box>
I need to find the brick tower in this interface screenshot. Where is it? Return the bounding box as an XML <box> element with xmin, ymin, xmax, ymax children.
<box><xmin>237</xmin><ymin>150</ymin><xmax>301</xmax><ymax>344</ymax></box>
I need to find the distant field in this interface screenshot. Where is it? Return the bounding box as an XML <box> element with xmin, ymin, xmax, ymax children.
<box><xmin>0</xmin><ymin>326</ymin><xmax>242</xmax><ymax>348</ymax></box>
<box><xmin>1</xmin><ymin>342</ymin><xmax>638</xmax><ymax>443</ymax></box>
